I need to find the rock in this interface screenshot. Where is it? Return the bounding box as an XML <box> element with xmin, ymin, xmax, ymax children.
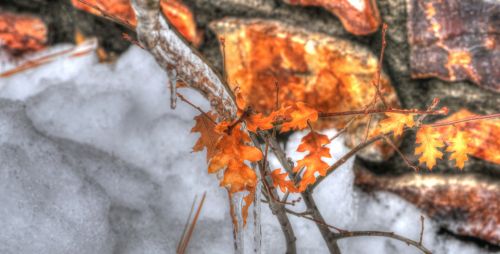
<box><xmin>355</xmin><ymin>164</ymin><xmax>500</xmax><ymax>246</ymax></box>
<box><xmin>71</xmin><ymin>0</ymin><xmax>202</xmax><ymax>46</ymax></box>
<box><xmin>407</xmin><ymin>0</ymin><xmax>500</xmax><ymax>92</ymax></box>
<box><xmin>283</xmin><ymin>0</ymin><xmax>381</xmax><ymax>35</ymax></box>
<box><xmin>0</xmin><ymin>11</ymin><xmax>47</xmax><ymax>55</ymax></box>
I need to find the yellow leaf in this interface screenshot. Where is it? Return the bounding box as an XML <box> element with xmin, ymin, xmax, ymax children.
<box><xmin>446</xmin><ymin>130</ymin><xmax>469</xmax><ymax>169</ymax></box>
<box><xmin>375</xmin><ymin>113</ymin><xmax>415</xmax><ymax>137</ymax></box>
<box><xmin>415</xmin><ymin>126</ymin><xmax>444</xmax><ymax>169</ymax></box>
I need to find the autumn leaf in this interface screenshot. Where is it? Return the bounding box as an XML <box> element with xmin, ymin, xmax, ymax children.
<box><xmin>191</xmin><ymin>112</ymin><xmax>220</xmax><ymax>161</ymax></box>
<box><xmin>446</xmin><ymin>130</ymin><xmax>469</xmax><ymax>169</ymax></box>
<box><xmin>208</xmin><ymin>125</ymin><xmax>262</xmax><ymax>173</ymax></box>
<box><xmin>245</xmin><ymin>113</ymin><xmax>275</xmax><ymax>133</ymax></box>
<box><xmin>375</xmin><ymin>113</ymin><xmax>415</xmax><ymax>137</ymax></box>
<box><xmin>415</xmin><ymin>126</ymin><xmax>444</xmax><ymax>169</ymax></box>
<box><xmin>207</xmin><ymin>123</ymin><xmax>262</xmax><ymax>225</ymax></box>
<box><xmin>270</xmin><ymin>169</ymin><xmax>298</xmax><ymax>193</ymax></box>
<box><xmin>293</xmin><ymin>130</ymin><xmax>331</xmax><ymax>191</ymax></box>
<box><xmin>280</xmin><ymin>102</ymin><xmax>318</xmax><ymax>132</ymax></box>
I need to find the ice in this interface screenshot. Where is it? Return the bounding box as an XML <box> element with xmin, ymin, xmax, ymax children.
<box><xmin>0</xmin><ymin>44</ymin><xmax>494</xmax><ymax>253</ymax></box>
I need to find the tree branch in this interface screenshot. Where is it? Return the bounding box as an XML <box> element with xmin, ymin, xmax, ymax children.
<box><xmin>264</xmin><ymin>132</ymin><xmax>341</xmax><ymax>254</ymax></box>
<box><xmin>130</xmin><ymin>0</ymin><xmax>236</xmax><ymax>119</ymax></box>
<box><xmin>249</xmin><ymin>133</ymin><xmax>297</xmax><ymax>254</ymax></box>
<box><xmin>334</xmin><ymin>230</ymin><xmax>432</xmax><ymax>254</ymax></box>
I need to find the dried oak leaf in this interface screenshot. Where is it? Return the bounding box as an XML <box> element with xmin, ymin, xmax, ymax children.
<box><xmin>434</xmin><ymin>109</ymin><xmax>500</xmax><ymax>165</ymax></box>
<box><xmin>270</xmin><ymin>169</ymin><xmax>298</xmax><ymax>193</ymax></box>
<box><xmin>207</xmin><ymin>123</ymin><xmax>262</xmax><ymax>225</ymax></box>
<box><xmin>246</xmin><ymin>113</ymin><xmax>276</xmax><ymax>133</ymax></box>
<box><xmin>446</xmin><ymin>130</ymin><xmax>469</xmax><ymax>169</ymax></box>
<box><xmin>415</xmin><ymin>125</ymin><xmax>444</xmax><ymax>169</ymax></box>
<box><xmin>294</xmin><ymin>130</ymin><xmax>331</xmax><ymax>190</ymax></box>
<box><xmin>191</xmin><ymin>112</ymin><xmax>220</xmax><ymax>162</ymax></box>
<box><xmin>280</xmin><ymin>102</ymin><xmax>318</xmax><ymax>132</ymax></box>
<box><xmin>374</xmin><ymin>113</ymin><xmax>415</xmax><ymax>137</ymax></box>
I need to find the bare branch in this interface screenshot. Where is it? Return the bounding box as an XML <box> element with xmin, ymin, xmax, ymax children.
<box><xmin>334</xmin><ymin>230</ymin><xmax>432</xmax><ymax>254</ymax></box>
<box><xmin>319</xmin><ymin>107</ymin><xmax>447</xmax><ymax>118</ymax></box>
<box><xmin>263</xmin><ymin>132</ymin><xmax>342</xmax><ymax>254</ymax></box>
<box><xmin>419</xmin><ymin>215</ymin><xmax>425</xmax><ymax>245</ymax></box>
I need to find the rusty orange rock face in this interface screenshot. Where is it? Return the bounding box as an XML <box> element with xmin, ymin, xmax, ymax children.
<box><xmin>434</xmin><ymin>109</ymin><xmax>500</xmax><ymax>165</ymax></box>
<box><xmin>283</xmin><ymin>0</ymin><xmax>380</xmax><ymax>35</ymax></box>
<box><xmin>210</xmin><ymin>18</ymin><xmax>400</xmax><ymax>161</ymax></box>
<box><xmin>407</xmin><ymin>0</ymin><xmax>500</xmax><ymax>92</ymax></box>
<box><xmin>355</xmin><ymin>165</ymin><xmax>500</xmax><ymax>246</ymax></box>
<box><xmin>0</xmin><ymin>12</ymin><xmax>47</xmax><ymax>55</ymax></box>
<box><xmin>71</xmin><ymin>0</ymin><xmax>202</xmax><ymax>46</ymax></box>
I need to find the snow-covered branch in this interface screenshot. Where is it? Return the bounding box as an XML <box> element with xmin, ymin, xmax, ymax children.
<box><xmin>130</xmin><ymin>0</ymin><xmax>236</xmax><ymax>119</ymax></box>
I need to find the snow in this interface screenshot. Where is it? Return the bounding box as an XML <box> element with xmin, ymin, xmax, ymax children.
<box><xmin>0</xmin><ymin>44</ymin><xmax>494</xmax><ymax>254</ymax></box>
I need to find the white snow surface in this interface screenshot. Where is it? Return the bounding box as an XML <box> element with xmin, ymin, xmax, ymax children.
<box><xmin>0</xmin><ymin>45</ymin><xmax>494</xmax><ymax>254</ymax></box>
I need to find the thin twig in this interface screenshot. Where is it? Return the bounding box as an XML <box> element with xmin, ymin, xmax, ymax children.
<box><xmin>319</xmin><ymin>108</ymin><xmax>447</xmax><ymax>118</ymax></box>
<box><xmin>429</xmin><ymin>113</ymin><xmax>500</xmax><ymax>127</ymax></box>
<box><xmin>176</xmin><ymin>92</ymin><xmax>217</xmax><ymax>124</ymax></box>
<box><xmin>329</xmin><ymin>116</ymin><xmax>357</xmax><ymax>141</ymax></box>
<box><xmin>419</xmin><ymin>215</ymin><xmax>425</xmax><ymax>245</ymax></box>
<box><xmin>312</xmin><ymin>134</ymin><xmax>385</xmax><ymax>190</ymax></box>
<box><xmin>334</xmin><ymin>230</ymin><xmax>432</xmax><ymax>254</ymax></box>
<box><xmin>372</xmin><ymin>23</ymin><xmax>389</xmax><ymax>108</ymax></box>
<box><xmin>383</xmin><ymin>135</ymin><xmax>420</xmax><ymax>171</ymax></box>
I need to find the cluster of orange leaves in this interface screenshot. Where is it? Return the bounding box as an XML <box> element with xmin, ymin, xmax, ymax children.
<box><xmin>191</xmin><ymin>94</ymin><xmax>472</xmax><ymax>224</ymax></box>
<box><xmin>377</xmin><ymin>113</ymin><xmax>470</xmax><ymax>169</ymax></box>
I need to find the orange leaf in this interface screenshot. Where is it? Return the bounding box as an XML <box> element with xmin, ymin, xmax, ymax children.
<box><xmin>446</xmin><ymin>130</ymin><xmax>469</xmax><ymax>169</ymax></box>
<box><xmin>280</xmin><ymin>102</ymin><xmax>318</xmax><ymax>132</ymax></box>
<box><xmin>207</xmin><ymin>123</ymin><xmax>262</xmax><ymax>225</ymax></box>
<box><xmin>245</xmin><ymin>113</ymin><xmax>276</xmax><ymax>133</ymax></box>
<box><xmin>293</xmin><ymin>130</ymin><xmax>331</xmax><ymax>191</ymax></box>
<box><xmin>191</xmin><ymin>112</ymin><xmax>220</xmax><ymax>162</ymax></box>
<box><xmin>270</xmin><ymin>169</ymin><xmax>298</xmax><ymax>193</ymax></box>
<box><xmin>415</xmin><ymin>126</ymin><xmax>444</xmax><ymax>169</ymax></box>
<box><xmin>375</xmin><ymin>113</ymin><xmax>415</xmax><ymax>137</ymax></box>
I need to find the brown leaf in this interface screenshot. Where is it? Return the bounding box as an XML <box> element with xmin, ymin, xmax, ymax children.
<box><xmin>191</xmin><ymin>112</ymin><xmax>220</xmax><ymax>162</ymax></box>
